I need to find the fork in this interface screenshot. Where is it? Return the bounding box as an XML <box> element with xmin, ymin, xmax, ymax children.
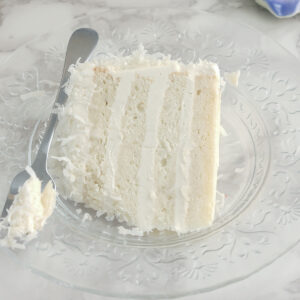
<box><xmin>1</xmin><ymin>28</ymin><xmax>99</xmax><ymax>218</ymax></box>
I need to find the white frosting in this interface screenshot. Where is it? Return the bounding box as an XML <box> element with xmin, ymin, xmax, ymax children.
<box><xmin>174</xmin><ymin>75</ymin><xmax>195</xmax><ymax>231</ymax></box>
<box><xmin>136</xmin><ymin>68</ymin><xmax>171</xmax><ymax>231</ymax></box>
<box><xmin>0</xmin><ymin>167</ymin><xmax>56</xmax><ymax>249</ymax></box>
<box><xmin>103</xmin><ymin>71</ymin><xmax>135</xmax><ymax>198</ymax></box>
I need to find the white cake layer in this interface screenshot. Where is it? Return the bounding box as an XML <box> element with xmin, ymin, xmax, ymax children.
<box><xmin>49</xmin><ymin>48</ymin><xmax>221</xmax><ymax>233</ymax></box>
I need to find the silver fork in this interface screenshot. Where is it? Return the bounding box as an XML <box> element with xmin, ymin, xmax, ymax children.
<box><xmin>1</xmin><ymin>28</ymin><xmax>99</xmax><ymax>218</ymax></box>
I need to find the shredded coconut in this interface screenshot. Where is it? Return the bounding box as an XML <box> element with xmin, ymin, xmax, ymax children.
<box><xmin>118</xmin><ymin>226</ymin><xmax>144</xmax><ymax>237</ymax></box>
<box><xmin>224</xmin><ymin>70</ymin><xmax>240</xmax><ymax>87</ymax></box>
<box><xmin>220</xmin><ymin>125</ymin><xmax>228</xmax><ymax>137</ymax></box>
<box><xmin>81</xmin><ymin>212</ymin><xmax>92</xmax><ymax>223</ymax></box>
<box><xmin>0</xmin><ymin>167</ymin><xmax>56</xmax><ymax>249</ymax></box>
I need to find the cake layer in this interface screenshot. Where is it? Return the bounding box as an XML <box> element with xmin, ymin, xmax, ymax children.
<box><xmin>187</xmin><ymin>72</ymin><xmax>221</xmax><ymax>230</ymax></box>
<box><xmin>49</xmin><ymin>48</ymin><xmax>221</xmax><ymax>233</ymax></box>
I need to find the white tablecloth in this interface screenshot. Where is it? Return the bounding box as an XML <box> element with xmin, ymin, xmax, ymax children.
<box><xmin>1</xmin><ymin>1</ymin><xmax>300</xmax><ymax>299</ymax></box>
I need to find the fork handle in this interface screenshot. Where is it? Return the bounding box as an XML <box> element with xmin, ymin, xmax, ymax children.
<box><xmin>32</xmin><ymin>28</ymin><xmax>98</xmax><ymax>172</ymax></box>
<box><xmin>32</xmin><ymin>112</ymin><xmax>59</xmax><ymax>172</ymax></box>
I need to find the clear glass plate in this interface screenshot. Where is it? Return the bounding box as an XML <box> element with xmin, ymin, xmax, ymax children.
<box><xmin>0</xmin><ymin>8</ymin><xmax>300</xmax><ymax>299</ymax></box>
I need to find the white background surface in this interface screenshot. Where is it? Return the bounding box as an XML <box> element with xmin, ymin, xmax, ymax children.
<box><xmin>1</xmin><ymin>0</ymin><xmax>300</xmax><ymax>299</ymax></box>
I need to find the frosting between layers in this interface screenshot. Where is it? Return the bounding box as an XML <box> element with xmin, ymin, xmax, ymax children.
<box><xmin>103</xmin><ymin>71</ymin><xmax>135</xmax><ymax>199</ymax></box>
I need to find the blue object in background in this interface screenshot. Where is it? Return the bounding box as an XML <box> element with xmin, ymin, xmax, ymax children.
<box><xmin>256</xmin><ymin>0</ymin><xmax>300</xmax><ymax>17</ymax></box>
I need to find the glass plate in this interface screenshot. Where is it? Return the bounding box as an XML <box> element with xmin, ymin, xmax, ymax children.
<box><xmin>1</xmin><ymin>8</ymin><xmax>300</xmax><ymax>299</ymax></box>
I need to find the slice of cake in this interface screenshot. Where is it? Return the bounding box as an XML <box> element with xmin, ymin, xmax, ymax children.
<box><xmin>50</xmin><ymin>48</ymin><xmax>221</xmax><ymax>234</ymax></box>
